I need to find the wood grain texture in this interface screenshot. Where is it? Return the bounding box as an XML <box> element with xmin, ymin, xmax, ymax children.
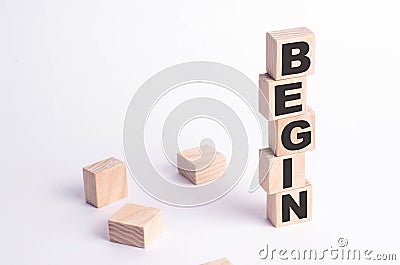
<box><xmin>108</xmin><ymin>203</ymin><xmax>162</xmax><ymax>248</ymax></box>
<box><xmin>83</xmin><ymin>157</ymin><xmax>128</xmax><ymax>208</ymax></box>
<box><xmin>267</xmin><ymin>180</ymin><xmax>312</xmax><ymax>228</ymax></box>
<box><xmin>266</xmin><ymin>27</ymin><xmax>315</xmax><ymax>80</ymax></box>
<box><xmin>259</xmin><ymin>73</ymin><xmax>306</xmax><ymax>121</ymax></box>
<box><xmin>177</xmin><ymin>145</ymin><xmax>226</xmax><ymax>185</ymax></box>
<box><xmin>200</xmin><ymin>258</ymin><xmax>232</xmax><ymax>265</ymax></box>
<box><xmin>268</xmin><ymin>106</ymin><xmax>315</xmax><ymax>157</ymax></box>
<box><xmin>259</xmin><ymin>148</ymin><xmax>305</xmax><ymax>194</ymax></box>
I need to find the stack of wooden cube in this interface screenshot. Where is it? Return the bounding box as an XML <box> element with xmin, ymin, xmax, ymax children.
<box><xmin>258</xmin><ymin>27</ymin><xmax>316</xmax><ymax>227</ymax></box>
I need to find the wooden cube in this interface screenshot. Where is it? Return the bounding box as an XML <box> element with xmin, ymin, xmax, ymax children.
<box><xmin>177</xmin><ymin>145</ymin><xmax>226</xmax><ymax>185</ymax></box>
<box><xmin>200</xmin><ymin>258</ymin><xmax>232</xmax><ymax>265</ymax></box>
<box><xmin>108</xmin><ymin>203</ymin><xmax>162</xmax><ymax>248</ymax></box>
<box><xmin>268</xmin><ymin>106</ymin><xmax>315</xmax><ymax>157</ymax></box>
<box><xmin>83</xmin><ymin>157</ymin><xmax>128</xmax><ymax>208</ymax></box>
<box><xmin>266</xmin><ymin>27</ymin><xmax>315</xmax><ymax>80</ymax></box>
<box><xmin>259</xmin><ymin>73</ymin><xmax>306</xmax><ymax>121</ymax></box>
<box><xmin>267</xmin><ymin>180</ymin><xmax>312</xmax><ymax>227</ymax></box>
<box><xmin>259</xmin><ymin>148</ymin><xmax>305</xmax><ymax>194</ymax></box>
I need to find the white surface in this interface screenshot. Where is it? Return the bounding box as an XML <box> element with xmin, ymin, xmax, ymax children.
<box><xmin>1</xmin><ymin>0</ymin><xmax>400</xmax><ymax>264</ymax></box>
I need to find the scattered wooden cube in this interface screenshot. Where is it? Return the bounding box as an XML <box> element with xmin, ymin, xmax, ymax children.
<box><xmin>177</xmin><ymin>145</ymin><xmax>226</xmax><ymax>185</ymax></box>
<box><xmin>200</xmin><ymin>258</ymin><xmax>232</xmax><ymax>265</ymax></box>
<box><xmin>259</xmin><ymin>148</ymin><xmax>305</xmax><ymax>194</ymax></box>
<box><xmin>268</xmin><ymin>106</ymin><xmax>315</xmax><ymax>157</ymax></box>
<box><xmin>83</xmin><ymin>157</ymin><xmax>128</xmax><ymax>208</ymax></box>
<box><xmin>266</xmin><ymin>27</ymin><xmax>315</xmax><ymax>80</ymax></box>
<box><xmin>267</xmin><ymin>180</ymin><xmax>312</xmax><ymax>227</ymax></box>
<box><xmin>108</xmin><ymin>203</ymin><xmax>162</xmax><ymax>248</ymax></box>
<box><xmin>259</xmin><ymin>73</ymin><xmax>306</xmax><ymax>120</ymax></box>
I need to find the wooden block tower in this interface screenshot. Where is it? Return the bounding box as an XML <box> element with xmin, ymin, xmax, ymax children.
<box><xmin>259</xmin><ymin>27</ymin><xmax>315</xmax><ymax>227</ymax></box>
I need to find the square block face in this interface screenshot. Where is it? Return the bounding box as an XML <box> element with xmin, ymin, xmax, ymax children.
<box><xmin>177</xmin><ymin>145</ymin><xmax>226</xmax><ymax>185</ymax></box>
<box><xmin>266</xmin><ymin>27</ymin><xmax>315</xmax><ymax>80</ymax></box>
<box><xmin>259</xmin><ymin>148</ymin><xmax>305</xmax><ymax>194</ymax></box>
<box><xmin>83</xmin><ymin>157</ymin><xmax>128</xmax><ymax>208</ymax></box>
<box><xmin>200</xmin><ymin>258</ymin><xmax>232</xmax><ymax>265</ymax></box>
<box><xmin>267</xmin><ymin>180</ymin><xmax>312</xmax><ymax>227</ymax></box>
<box><xmin>259</xmin><ymin>73</ymin><xmax>307</xmax><ymax>120</ymax></box>
<box><xmin>108</xmin><ymin>203</ymin><xmax>163</xmax><ymax>248</ymax></box>
<box><xmin>268</xmin><ymin>107</ymin><xmax>315</xmax><ymax>157</ymax></box>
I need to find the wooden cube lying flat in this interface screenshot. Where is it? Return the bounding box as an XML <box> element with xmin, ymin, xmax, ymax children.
<box><xmin>268</xmin><ymin>106</ymin><xmax>315</xmax><ymax>157</ymax></box>
<box><xmin>108</xmin><ymin>203</ymin><xmax>162</xmax><ymax>248</ymax></box>
<box><xmin>200</xmin><ymin>258</ymin><xmax>232</xmax><ymax>265</ymax></box>
<box><xmin>267</xmin><ymin>180</ymin><xmax>312</xmax><ymax>228</ymax></box>
<box><xmin>259</xmin><ymin>73</ymin><xmax>306</xmax><ymax>121</ymax></box>
<box><xmin>259</xmin><ymin>148</ymin><xmax>305</xmax><ymax>194</ymax></box>
<box><xmin>83</xmin><ymin>157</ymin><xmax>128</xmax><ymax>208</ymax></box>
<box><xmin>266</xmin><ymin>27</ymin><xmax>315</xmax><ymax>80</ymax></box>
<box><xmin>177</xmin><ymin>145</ymin><xmax>226</xmax><ymax>185</ymax></box>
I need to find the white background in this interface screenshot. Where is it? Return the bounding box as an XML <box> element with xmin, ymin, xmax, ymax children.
<box><xmin>1</xmin><ymin>0</ymin><xmax>400</xmax><ymax>264</ymax></box>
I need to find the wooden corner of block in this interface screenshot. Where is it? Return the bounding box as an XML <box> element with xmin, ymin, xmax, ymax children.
<box><xmin>200</xmin><ymin>257</ymin><xmax>232</xmax><ymax>265</ymax></box>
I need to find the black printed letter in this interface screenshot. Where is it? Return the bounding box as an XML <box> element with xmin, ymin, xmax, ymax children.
<box><xmin>281</xmin><ymin>120</ymin><xmax>311</xmax><ymax>151</ymax></box>
<box><xmin>275</xmin><ymin>82</ymin><xmax>302</xmax><ymax>116</ymax></box>
<box><xmin>282</xmin><ymin>41</ymin><xmax>311</xmax><ymax>76</ymax></box>
<box><xmin>282</xmin><ymin>191</ymin><xmax>308</xmax><ymax>222</ymax></box>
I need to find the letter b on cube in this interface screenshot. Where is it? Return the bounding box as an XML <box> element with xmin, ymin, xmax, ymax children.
<box><xmin>266</xmin><ymin>27</ymin><xmax>315</xmax><ymax>80</ymax></box>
